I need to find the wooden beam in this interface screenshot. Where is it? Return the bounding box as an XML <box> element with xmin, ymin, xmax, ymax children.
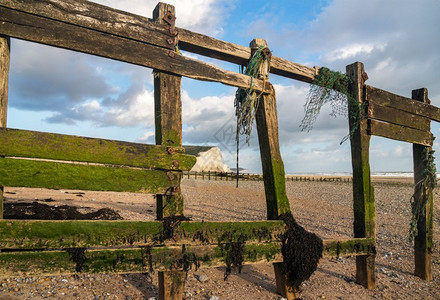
<box><xmin>0</xmin><ymin>6</ymin><xmax>267</xmax><ymax>92</ymax></box>
<box><xmin>322</xmin><ymin>238</ymin><xmax>375</xmax><ymax>258</ymax></box>
<box><xmin>368</xmin><ymin>120</ymin><xmax>433</xmax><ymax>147</ymax></box>
<box><xmin>346</xmin><ymin>62</ymin><xmax>376</xmax><ymax>289</ymax></box>
<box><xmin>0</xmin><ymin>220</ymin><xmax>286</xmax><ymax>249</ymax></box>
<box><xmin>0</xmin><ymin>243</ymin><xmax>283</xmax><ymax>278</ymax></box>
<box><xmin>0</xmin><ymin>128</ymin><xmax>196</xmax><ymax>171</ymax></box>
<box><xmin>252</xmin><ymin>39</ymin><xmax>291</xmax><ymax>220</ymax></box>
<box><xmin>367</xmin><ymin>103</ymin><xmax>430</xmax><ymax>131</ymax></box>
<box><xmin>0</xmin><ymin>0</ymin><xmax>317</xmax><ymax>84</ymax></box>
<box><xmin>0</xmin><ymin>35</ymin><xmax>9</xmax><ymax>220</ymax></box>
<box><xmin>365</xmin><ymin>85</ymin><xmax>440</xmax><ymax>122</ymax></box>
<box><xmin>0</xmin><ymin>157</ymin><xmax>172</xmax><ymax>194</ymax></box>
<box><xmin>412</xmin><ymin>88</ymin><xmax>433</xmax><ymax>281</ymax></box>
<box><xmin>152</xmin><ymin>3</ymin><xmax>184</xmax><ymax>222</ymax></box>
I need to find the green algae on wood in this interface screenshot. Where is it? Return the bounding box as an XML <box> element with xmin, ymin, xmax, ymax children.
<box><xmin>322</xmin><ymin>238</ymin><xmax>375</xmax><ymax>258</ymax></box>
<box><xmin>0</xmin><ymin>128</ymin><xmax>196</xmax><ymax>171</ymax></box>
<box><xmin>0</xmin><ymin>220</ymin><xmax>286</xmax><ymax>249</ymax></box>
<box><xmin>0</xmin><ymin>243</ymin><xmax>283</xmax><ymax>278</ymax></box>
<box><xmin>0</xmin><ymin>158</ymin><xmax>171</xmax><ymax>193</ymax></box>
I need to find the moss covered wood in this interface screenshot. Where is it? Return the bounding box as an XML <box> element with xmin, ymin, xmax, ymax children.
<box><xmin>0</xmin><ymin>158</ymin><xmax>171</xmax><ymax>193</ymax></box>
<box><xmin>368</xmin><ymin>119</ymin><xmax>433</xmax><ymax>147</ymax></box>
<box><xmin>0</xmin><ymin>220</ymin><xmax>286</xmax><ymax>249</ymax></box>
<box><xmin>346</xmin><ymin>62</ymin><xmax>376</xmax><ymax>289</ymax></box>
<box><xmin>0</xmin><ymin>243</ymin><xmax>283</xmax><ymax>278</ymax></box>
<box><xmin>251</xmin><ymin>39</ymin><xmax>290</xmax><ymax>220</ymax></box>
<box><xmin>0</xmin><ymin>128</ymin><xmax>196</xmax><ymax>171</ymax></box>
<box><xmin>412</xmin><ymin>88</ymin><xmax>434</xmax><ymax>281</ymax></box>
<box><xmin>322</xmin><ymin>238</ymin><xmax>375</xmax><ymax>258</ymax></box>
<box><xmin>365</xmin><ymin>85</ymin><xmax>440</xmax><ymax>122</ymax></box>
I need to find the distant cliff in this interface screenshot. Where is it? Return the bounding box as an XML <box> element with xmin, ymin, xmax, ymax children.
<box><xmin>184</xmin><ymin>146</ymin><xmax>231</xmax><ymax>173</ymax></box>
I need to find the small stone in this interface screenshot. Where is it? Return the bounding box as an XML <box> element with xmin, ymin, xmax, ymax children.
<box><xmin>94</xmin><ymin>295</ymin><xmax>100</xmax><ymax>300</ymax></box>
<box><xmin>125</xmin><ymin>296</ymin><xmax>133</xmax><ymax>300</ymax></box>
<box><xmin>278</xmin><ymin>298</ymin><xmax>288</xmax><ymax>300</ymax></box>
<box><xmin>209</xmin><ymin>296</ymin><xmax>220</xmax><ymax>300</ymax></box>
<box><xmin>194</xmin><ymin>274</ymin><xmax>209</xmax><ymax>283</ymax></box>
<box><xmin>61</xmin><ymin>279</ymin><xmax>68</xmax><ymax>283</ymax></box>
<box><xmin>147</xmin><ymin>297</ymin><xmax>157</xmax><ymax>300</ymax></box>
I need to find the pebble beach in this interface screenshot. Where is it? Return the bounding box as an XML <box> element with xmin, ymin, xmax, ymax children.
<box><xmin>0</xmin><ymin>177</ymin><xmax>439</xmax><ymax>299</ymax></box>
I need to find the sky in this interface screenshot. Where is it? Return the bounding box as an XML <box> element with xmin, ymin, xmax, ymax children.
<box><xmin>6</xmin><ymin>0</ymin><xmax>440</xmax><ymax>174</ymax></box>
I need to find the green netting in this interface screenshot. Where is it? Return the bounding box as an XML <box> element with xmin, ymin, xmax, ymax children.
<box><xmin>409</xmin><ymin>148</ymin><xmax>436</xmax><ymax>241</ymax></box>
<box><xmin>300</xmin><ymin>67</ymin><xmax>350</xmax><ymax>132</ymax></box>
<box><xmin>235</xmin><ymin>45</ymin><xmax>271</xmax><ymax>145</ymax></box>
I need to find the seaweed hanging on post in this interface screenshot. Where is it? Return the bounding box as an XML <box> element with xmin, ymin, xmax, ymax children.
<box><xmin>234</xmin><ymin>45</ymin><xmax>271</xmax><ymax>186</ymax></box>
<box><xmin>409</xmin><ymin>148</ymin><xmax>436</xmax><ymax>241</ymax></box>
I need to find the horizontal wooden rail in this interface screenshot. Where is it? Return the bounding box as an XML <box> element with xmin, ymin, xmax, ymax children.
<box><xmin>0</xmin><ymin>243</ymin><xmax>283</xmax><ymax>278</ymax></box>
<box><xmin>0</xmin><ymin>220</ymin><xmax>286</xmax><ymax>249</ymax></box>
<box><xmin>365</xmin><ymin>85</ymin><xmax>440</xmax><ymax>122</ymax></box>
<box><xmin>367</xmin><ymin>104</ymin><xmax>430</xmax><ymax>131</ymax></box>
<box><xmin>0</xmin><ymin>157</ymin><xmax>172</xmax><ymax>193</ymax></box>
<box><xmin>0</xmin><ymin>5</ymin><xmax>268</xmax><ymax>92</ymax></box>
<box><xmin>0</xmin><ymin>0</ymin><xmax>317</xmax><ymax>84</ymax></box>
<box><xmin>368</xmin><ymin>120</ymin><xmax>433</xmax><ymax>146</ymax></box>
<box><xmin>0</xmin><ymin>128</ymin><xmax>196</xmax><ymax>171</ymax></box>
<box><xmin>322</xmin><ymin>238</ymin><xmax>375</xmax><ymax>258</ymax></box>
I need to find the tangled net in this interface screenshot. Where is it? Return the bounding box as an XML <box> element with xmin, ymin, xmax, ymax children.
<box><xmin>235</xmin><ymin>45</ymin><xmax>271</xmax><ymax>145</ymax></box>
<box><xmin>300</xmin><ymin>67</ymin><xmax>350</xmax><ymax>132</ymax></box>
<box><xmin>409</xmin><ymin>148</ymin><xmax>436</xmax><ymax>241</ymax></box>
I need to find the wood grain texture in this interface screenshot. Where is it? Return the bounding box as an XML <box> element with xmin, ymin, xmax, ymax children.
<box><xmin>411</xmin><ymin>88</ymin><xmax>433</xmax><ymax>281</ymax></box>
<box><xmin>251</xmin><ymin>39</ymin><xmax>291</xmax><ymax>220</ymax></box>
<box><xmin>368</xmin><ymin>120</ymin><xmax>433</xmax><ymax>147</ymax></box>
<box><xmin>0</xmin><ymin>6</ymin><xmax>267</xmax><ymax>92</ymax></box>
<box><xmin>346</xmin><ymin>62</ymin><xmax>376</xmax><ymax>289</ymax></box>
<box><xmin>0</xmin><ymin>157</ymin><xmax>171</xmax><ymax>194</ymax></box>
<box><xmin>0</xmin><ymin>35</ymin><xmax>9</xmax><ymax>219</ymax></box>
<box><xmin>0</xmin><ymin>0</ymin><xmax>317</xmax><ymax>84</ymax></box>
<box><xmin>365</xmin><ymin>85</ymin><xmax>440</xmax><ymax>122</ymax></box>
<box><xmin>367</xmin><ymin>103</ymin><xmax>430</xmax><ymax>131</ymax></box>
<box><xmin>0</xmin><ymin>128</ymin><xmax>196</xmax><ymax>171</ymax></box>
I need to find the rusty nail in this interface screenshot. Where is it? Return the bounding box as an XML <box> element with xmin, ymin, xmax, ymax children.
<box><xmin>166</xmin><ymin>146</ymin><xmax>175</xmax><ymax>155</ymax></box>
<box><xmin>172</xmin><ymin>186</ymin><xmax>180</xmax><ymax>194</ymax></box>
<box><xmin>167</xmin><ymin>38</ymin><xmax>174</xmax><ymax>45</ymax></box>
<box><xmin>172</xmin><ymin>160</ymin><xmax>180</xmax><ymax>168</ymax></box>
<box><xmin>168</xmin><ymin>50</ymin><xmax>175</xmax><ymax>58</ymax></box>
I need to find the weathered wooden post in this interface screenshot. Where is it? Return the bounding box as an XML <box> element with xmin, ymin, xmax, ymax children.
<box><xmin>249</xmin><ymin>38</ymin><xmax>296</xmax><ymax>299</ymax></box>
<box><xmin>252</xmin><ymin>38</ymin><xmax>291</xmax><ymax>220</ymax></box>
<box><xmin>0</xmin><ymin>35</ymin><xmax>10</xmax><ymax>219</ymax></box>
<box><xmin>412</xmin><ymin>88</ymin><xmax>433</xmax><ymax>281</ymax></box>
<box><xmin>346</xmin><ymin>62</ymin><xmax>376</xmax><ymax>289</ymax></box>
<box><xmin>153</xmin><ymin>3</ymin><xmax>186</xmax><ymax>299</ymax></box>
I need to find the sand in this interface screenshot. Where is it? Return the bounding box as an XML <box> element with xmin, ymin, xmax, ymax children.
<box><xmin>0</xmin><ymin>177</ymin><xmax>439</xmax><ymax>299</ymax></box>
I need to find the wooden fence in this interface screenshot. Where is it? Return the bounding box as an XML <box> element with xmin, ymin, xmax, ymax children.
<box><xmin>183</xmin><ymin>171</ymin><xmax>351</xmax><ymax>182</ymax></box>
<box><xmin>0</xmin><ymin>0</ymin><xmax>436</xmax><ymax>299</ymax></box>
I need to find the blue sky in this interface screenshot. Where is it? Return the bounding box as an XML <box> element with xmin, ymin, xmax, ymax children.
<box><xmin>6</xmin><ymin>0</ymin><xmax>440</xmax><ymax>174</ymax></box>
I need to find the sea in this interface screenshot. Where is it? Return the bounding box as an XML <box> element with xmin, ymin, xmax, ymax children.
<box><xmin>286</xmin><ymin>172</ymin><xmax>434</xmax><ymax>178</ymax></box>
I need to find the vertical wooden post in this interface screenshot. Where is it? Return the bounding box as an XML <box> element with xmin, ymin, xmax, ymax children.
<box><xmin>252</xmin><ymin>38</ymin><xmax>291</xmax><ymax>220</ymax></box>
<box><xmin>0</xmin><ymin>35</ymin><xmax>10</xmax><ymax>219</ymax></box>
<box><xmin>412</xmin><ymin>88</ymin><xmax>433</xmax><ymax>281</ymax></box>
<box><xmin>158</xmin><ymin>270</ymin><xmax>186</xmax><ymax>300</ymax></box>
<box><xmin>346</xmin><ymin>62</ymin><xmax>376</xmax><ymax>289</ymax></box>
<box><xmin>153</xmin><ymin>2</ymin><xmax>184</xmax><ymax>220</ymax></box>
<box><xmin>153</xmin><ymin>4</ymin><xmax>185</xmax><ymax>300</ymax></box>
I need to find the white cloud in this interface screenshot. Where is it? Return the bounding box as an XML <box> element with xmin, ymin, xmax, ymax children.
<box><xmin>94</xmin><ymin>0</ymin><xmax>230</xmax><ymax>37</ymax></box>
